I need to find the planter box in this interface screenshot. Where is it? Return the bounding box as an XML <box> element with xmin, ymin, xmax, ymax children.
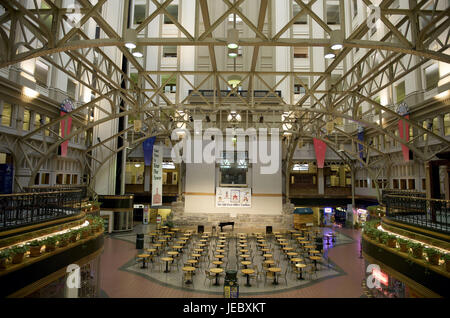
<box><xmin>11</xmin><ymin>253</ymin><xmax>24</xmax><ymax>264</ymax></box>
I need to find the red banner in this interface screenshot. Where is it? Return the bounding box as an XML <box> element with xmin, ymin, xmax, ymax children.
<box><xmin>398</xmin><ymin>114</ymin><xmax>410</xmax><ymax>162</ymax></box>
<box><xmin>60</xmin><ymin>111</ymin><xmax>72</xmax><ymax>157</ymax></box>
<box><xmin>313</xmin><ymin>138</ymin><xmax>327</xmax><ymax>169</ymax></box>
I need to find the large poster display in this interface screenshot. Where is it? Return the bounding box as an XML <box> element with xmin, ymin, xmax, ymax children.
<box><xmin>216</xmin><ymin>187</ymin><xmax>251</xmax><ymax>208</ymax></box>
<box><xmin>151</xmin><ymin>144</ymin><xmax>163</xmax><ymax>206</ymax></box>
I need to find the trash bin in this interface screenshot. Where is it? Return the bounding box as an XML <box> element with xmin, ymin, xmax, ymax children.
<box><xmin>224</xmin><ymin>270</ymin><xmax>239</xmax><ymax>298</ymax></box>
<box><xmin>136</xmin><ymin>233</ymin><xmax>144</xmax><ymax>249</ymax></box>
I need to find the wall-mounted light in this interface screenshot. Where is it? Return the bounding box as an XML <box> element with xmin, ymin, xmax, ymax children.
<box><xmin>23</xmin><ymin>87</ymin><xmax>39</xmax><ymax>99</ymax></box>
<box><xmin>134</xmin><ymin>163</ymin><xmax>141</xmax><ymax>168</ymax></box>
<box><xmin>324</xmin><ymin>47</ymin><xmax>336</xmax><ymax>59</ymax></box>
<box><xmin>132</xmin><ymin>45</ymin><xmax>144</xmax><ymax>58</ymax></box>
<box><xmin>124</xmin><ymin>28</ymin><xmax>137</xmax><ymax>49</ymax></box>
<box><xmin>227</xmin><ymin>28</ymin><xmax>239</xmax><ymax>49</ymax></box>
<box><xmin>330</xmin><ymin>30</ymin><xmax>344</xmax><ymax>50</ymax></box>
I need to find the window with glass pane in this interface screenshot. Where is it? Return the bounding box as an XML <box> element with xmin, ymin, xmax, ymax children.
<box><xmin>67</xmin><ymin>78</ymin><xmax>77</xmax><ymax>99</ymax></box>
<box><xmin>444</xmin><ymin>114</ymin><xmax>450</xmax><ymax>136</ymax></box>
<box><xmin>164</xmin><ymin>5</ymin><xmax>178</xmax><ymax>24</ymax></box>
<box><xmin>220</xmin><ymin>151</ymin><xmax>248</xmax><ymax>186</ymax></box>
<box><xmin>134</xmin><ymin>4</ymin><xmax>146</xmax><ymax>25</ymax></box>
<box><xmin>65</xmin><ymin>174</ymin><xmax>71</xmax><ymax>184</ymax></box>
<box><xmin>395</xmin><ymin>82</ymin><xmax>405</xmax><ymax>103</ymax></box>
<box><xmin>161</xmin><ymin>75</ymin><xmax>176</xmax><ymax>93</ymax></box>
<box><xmin>1</xmin><ymin>102</ymin><xmax>12</xmax><ymax>127</ymax></box>
<box><xmin>294</xmin><ymin>47</ymin><xmax>308</xmax><ymax>58</ymax></box>
<box><xmin>326</xmin><ymin>3</ymin><xmax>340</xmax><ymax>25</ymax></box>
<box><xmin>35</xmin><ymin>113</ymin><xmax>41</xmax><ymax>130</ymax></box>
<box><xmin>352</xmin><ymin>0</ymin><xmax>358</xmax><ymax>18</ymax></box>
<box><xmin>432</xmin><ymin>117</ymin><xmax>440</xmax><ymax>135</ymax></box>
<box><xmin>293</xmin><ymin>3</ymin><xmax>308</xmax><ymax>24</ymax></box>
<box><xmin>44</xmin><ymin>117</ymin><xmax>50</xmax><ymax>136</ymax></box>
<box><xmin>163</xmin><ymin>46</ymin><xmax>177</xmax><ymax>58</ymax></box>
<box><xmin>424</xmin><ymin>63</ymin><xmax>439</xmax><ymax>90</ymax></box>
<box><xmin>23</xmin><ymin>109</ymin><xmax>30</xmax><ymax>130</ymax></box>
<box><xmin>41</xmin><ymin>173</ymin><xmax>50</xmax><ymax>185</ymax></box>
<box><xmin>125</xmin><ymin>162</ymin><xmax>144</xmax><ymax>184</ymax></box>
<box><xmin>35</xmin><ymin>59</ymin><xmax>49</xmax><ymax>87</ymax></box>
<box><xmin>423</xmin><ymin>121</ymin><xmax>428</xmax><ymax>141</ymax></box>
<box><xmin>56</xmin><ymin>174</ymin><xmax>63</xmax><ymax>184</ymax></box>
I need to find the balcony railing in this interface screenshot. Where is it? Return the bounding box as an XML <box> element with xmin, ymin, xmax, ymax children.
<box><xmin>381</xmin><ymin>189</ymin><xmax>425</xmax><ymax>205</ymax></box>
<box><xmin>385</xmin><ymin>195</ymin><xmax>450</xmax><ymax>234</ymax></box>
<box><xmin>0</xmin><ymin>190</ymin><xmax>82</xmax><ymax>230</ymax></box>
<box><xmin>188</xmin><ymin>89</ymin><xmax>282</xmax><ymax>98</ymax></box>
<box><xmin>23</xmin><ymin>185</ymin><xmax>92</xmax><ymax>201</ymax></box>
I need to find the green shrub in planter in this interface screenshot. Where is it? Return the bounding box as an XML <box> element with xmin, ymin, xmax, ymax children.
<box><xmin>68</xmin><ymin>230</ymin><xmax>79</xmax><ymax>243</ymax></box>
<box><xmin>28</xmin><ymin>240</ymin><xmax>44</xmax><ymax>257</ymax></box>
<box><xmin>424</xmin><ymin>247</ymin><xmax>440</xmax><ymax>266</ymax></box>
<box><xmin>397</xmin><ymin>238</ymin><xmax>409</xmax><ymax>252</ymax></box>
<box><xmin>379</xmin><ymin>232</ymin><xmax>389</xmax><ymax>244</ymax></box>
<box><xmin>80</xmin><ymin>227</ymin><xmax>91</xmax><ymax>239</ymax></box>
<box><xmin>11</xmin><ymin>246</ymin><xmax>29</xmax><ymax>264</ymax></box>
<box><xmin>0</xmin><ymin>249</ymin><xmax>11</xmax><ymax>269</ymax></box>
<box><xmin>443</xmin><ymin>254</ymin><xmax>450</xmax><ymax>272</ymax></box>
<box><xmin>58</xmin><ymin>233</ymin><xmax>70</xmax><ymax>247</ymax></box>
<box><xmin>43</xmin><ymin>236</ymin><xmax>57</xmax><ymax>252</ymax></box>
<box><xmin>385</xmin><ymin>234</ymin><xmax>397</xmax><ymax>248</ymax></box>
<box><xmin>408</xmin><ymin>242</ymin><xmax>423</xmax><ymax>259</ymax></box>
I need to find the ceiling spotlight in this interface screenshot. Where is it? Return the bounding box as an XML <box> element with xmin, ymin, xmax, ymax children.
<box><xmin>132</xmin><ymin>45</ymin><xmax>144</xmax><ymax>58</ymax></box>
<box><xmin>135</xmin><ymin>163</ymin><xmax>141</xmax><ymax>168</ymax></box>
<box><xmin>324</xmin><ymin>47</ymin><xmax>336</xmax><ymax>59</ymax></box>
<box><xmin>228</xmin><ymin>48</ymin><xmax>238</xmax><ymax>58</ymax></box>
<box><xmin>227</xmin><ymin>75</ymin><xmax>241</xmax><ymax>88</ymax></box>
<box><xmin>124</xmin><ymin>28</ymin><xmax>137</xmax><ymax>49</ymax></box>
<box><xmin>330</xmin><ymin>30</ymin><xmax>344</xmax><ymax>50</ymax></box>
<box><xmin>227</xmin><ymin>28</ymin><xmax>239</xmax><ymax>49</ymax></box>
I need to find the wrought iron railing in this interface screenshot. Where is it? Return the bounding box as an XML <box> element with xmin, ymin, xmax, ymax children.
<box><xmin>385</xmin><ymin>195</ymin><xmax>450</xmax><ymax>234</ymax></box>
<box><xmin>381</xmin><ymin>189</ymin><xmax>425</xmax><ymax>205</ymax></box>
<box><xmin>0</xmin><ymin>190</ymin><xmax>82</xmax><ymax>230</ymax></box>
<box><xmin>23</xmin><ymin>185</ymin><xmax>89</xmax><ymax>200</ymax></box>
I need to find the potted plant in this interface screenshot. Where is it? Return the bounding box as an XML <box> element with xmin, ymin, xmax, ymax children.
<box><xmin>80</xmin><ymin>227</ymin><xmax>90</xmax><ymax>239</ymax></box>
<box><xmin>385</xmin><ymin>234</ymin><xmax>397</xmax><ymax>248</ymax></box>
<box><xmin>379</xmin><ymin>232</ymin><xmax>389</xmax><ymax>244</ymax></box>
<box><xmin>397</xmin><ymin>238</ymin><xmax>409</xmax><ymax>253</ymax></box>
<box><xmin>0</xmin><ymin>249</ymin><xmax>10</xmax><ymax>269</ymax></box>
<box><xmin>443</xmin><ymin>254</ymin><xmax>450</xmax><ymax>272</ymax></box>
<box><xmin>11</xmin><ymin>246</ymin><xmax>29</xmax><ymax>264</ymax></box>
<box><xmin>408</xmin><ymin>242</ymin><xmax>423</xmax><ymax>259</ymax></box>
<box><xmin>69</xmin><ymin>230</ymin><xmax>79</xmax><ymax>243</ymax></box>
<box><xmin>58</xmin><ymin>233</ymin><xmax>70</xmax><ymax>248</ymax></box>
<box><xmin>28</xmin><ymin>240</ymin><xmax>44</xmax><ymax>257</ymax></box>
<box><xmin>44</xmin><ymin>236</ymin><xmax>57</xmax><ymax>252</ymax></box>
<box><xmin>424</xmin><ymin>247</ymin><xmax>440</xmax><ymax>266</ymax></box>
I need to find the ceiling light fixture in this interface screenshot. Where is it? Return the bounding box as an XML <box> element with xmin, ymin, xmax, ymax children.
<box><xmin>132</xmin><ymin>45</ymin><xmax>144</xmax><ymax>58</ymax></box>
<box><xmin>227</xmin><ymin>75</ymin><xmax>241</xmax><ymax>88</ymax></box>
<box><xmin>124</xmin><ymin>28</ymin><xmax>137</xmax><ymax>49</ymax></box>
<box><xmin>330</xmin><ymin>30</ymin><xmax>344</xmax><ymax>50</ymax></box>
<box><xmin>228</xmin><ymin>47</ymin><xmax>238</xmax><ymax>58</ymax></box>
<box><xmin>324</xmin><ymin>47</ymin><xmax>336</xmax><ymax>59</ymax></box>
<box><xmin>227</xmin><ymin>28</ymin><xmax>239</xmax><ymax>49</ymax></box>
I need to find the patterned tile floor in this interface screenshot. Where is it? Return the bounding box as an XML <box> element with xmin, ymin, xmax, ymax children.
<box><xmin>99</xmin><ymin>224</ymin><xmax>366</xmax><ymax>298</ymax></box>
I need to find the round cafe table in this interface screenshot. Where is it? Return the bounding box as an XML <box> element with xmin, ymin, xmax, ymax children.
<box><xmin>290</xmin><ymin>257</ymin><xmax>303</xmax><ymax>264</ymax></box>
<box><xmin>167</xmin><ymin>251</ymin><xmax>179</xmax><ymax>258</ymax></box>
<box><xmin>264</xmin><ymin>259</ymin><xmax>274</xmax><ymax>267</ymax></box>
<box><xmin>172</xmin><ymin>245</ymin><xmax>183</xmax><ymax>253</ymax></box>
<box><xmin>239</xmin><ymin>244</ymin><xmax>248</xmax><ymax>248</ymax></box>
<box><xmin>146</xmin><ymin>248</ymin><xmax>157</xmax><ymax>257</ymax></box>
<box><xmin>240</xmin><ymin>249</ymin><xmax>249</xmax><ymax>254</ymax></box>
<box><xmin>295</xmin><ymin>263</ymin><xmax>307</xmax><ymax>280</ymax></box>
<box><xmin>212</xmin><ymin>261</ymin><xmax>223</xmax><ymax>268</ymax></box>
<box><xmin>216</xmin><ymin>249</ymin><xmax>225</xmax><ymax>255</ymax></box>
<box><xmin>282</xmin><ymin>247</ymin><xmax>293</xmax><ymax>251</ymax></box>
<box><xmin>148</xmin><ymin>233</ymin><xmax>157</xmax><ymax>243</ymax></box>
<box><xmin>241</xmin><ymin>261</ymin><xmax>252</xmax><ymax>269</ymax></box>
<box><xmin>286</xmin><ymin>252</ymin><xmax>298</xmax><ymax>258</ymax></box>
<box><xmin>215</xmin><ymin>254</ymin><xmax>225</xmax><ymax>260</ymax></box>
<box><xmin>191</xmin><ymin>253</ymin><xmax>201</xmax><ymax>260</ymax></box>
<box><xmin>182</xmin><ymin>266</ymin><xmax>196</xmax><ymax>284</ymax></box>
<box><xmin>209</xmin><ymin>268</ymin><xmax>224</xmax><ymax>286</ymax></box>
<box><xmin>310</xmin><ymin>250</ymin><xmax>320</xmax><ymax>255</ymax></box>
<box><xmin>137</xmin><ymin>254</ymin><xmax>150</xmax><ymax>269</ymax></box>
<box><xmin>268</xmin><ymin>267</ymin><xmax>281</xmax><ymax>285</ymax></box>
<box><xmin>194</xmin><ymin>248</ymin><xmax>204</xmax><ymax>253</ymax></box>
<box><xmin>216</xmin><ymin>244</ymin><xmax>225</xmax><ymax>248</ymax></box>
<box><xmin>161</xmin><ymin>257</ymin><xmax>173</xmax><ymax>273</ymax></box>
<box><xmin>186</xmin><ymin>259</ymin><xmax>198</xmax><ymax>267</ymax></box>
<box><xmin>240</xmin><ymin>254</ymin><xmax>250</xmax><ymax>260</ymax></box>
<box><xmin>310</xmin><ymin>256</ymin><xmax>321</xmax><ymax>270</ymax></box>
<box><xmin>263</xmin><ymin>254</ymin><xmax>273</xmax><ymax>260</ymax></box>
<box><xmin>241</xmin><ymin>269</ymin><xmax>255</xmax><ymax>287</ymax></box>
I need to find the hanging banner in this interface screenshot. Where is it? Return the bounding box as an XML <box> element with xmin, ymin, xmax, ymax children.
<box><xmin>59</xmin><ymin>98</ymin><xmax>74</xmax><ymax>157</ymax></box>
<box><xmin>143</xmin><ymin>136</ymin><xmax>156</xmax><ymax>166</ymax></box>
<box><xmin>216</xmin><ymin>187</ymin><xmax>251</xmax><ymax>208</ymax></box>
<box><xmin>357</xmin><ymin>126</ymin><xmax>365</xmax><ymax>161</ymax></box>
<box><xmin>313</xmin><ymin>138</ymin><xmax>327</xmax><ymax>169</ymax></box>
<box><xmin>151</xmin><ymin>144</ymin><xmax>163</xmax><ymax>206</ymax></box>
<box><xmin>397</xmin><ymin>102</ymin><xmax>410</xmax><ymax>162</ymax></box>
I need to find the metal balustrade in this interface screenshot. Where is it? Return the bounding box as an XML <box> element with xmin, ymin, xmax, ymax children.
<box><xmin>381</xmin><ymin>189</ymin><xmax>425</xmax><ymax>205</ymax></box>
<box><xmin>385</xmin><ymin>194</ymin><xmax>450</xmax><ymax>234</ymax></box>
<box><xmin>0</xmin><ymin>190</ymin><xmax>82</xmax><ymax>230</ymax></box>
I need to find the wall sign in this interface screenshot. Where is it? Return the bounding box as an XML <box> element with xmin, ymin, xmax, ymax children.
<box><xmin>216</xmin><ymin>187</ymin><xmax>251</xmax><ymax>208</ymax></box>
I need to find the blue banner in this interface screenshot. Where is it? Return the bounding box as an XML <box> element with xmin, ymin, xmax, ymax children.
<box><xmin>357</xmin><ymin>126</ymin><xmax>364</xmax><ymax>161</ymax></box>
<box><xmin>143</xmin><ymin>136</ymin><xmax>156</xmax><ymax>166</ymax></box>
<box><xmin>0</xmin><ymin>164</ymin><xmax>13</xmax><ymax>194</ymax></box>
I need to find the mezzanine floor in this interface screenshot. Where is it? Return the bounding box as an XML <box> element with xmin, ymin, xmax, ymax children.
<box><xmin>98</xmin><ymin>224</ymin><xmax>367</xmax><ymax>298</ymax></box>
